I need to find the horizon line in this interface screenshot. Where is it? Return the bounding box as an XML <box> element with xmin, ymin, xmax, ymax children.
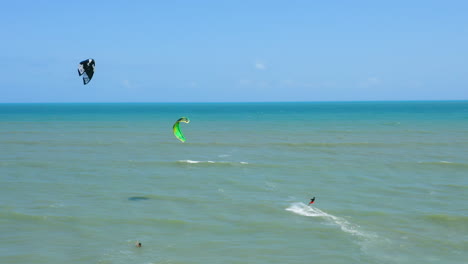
<box><xmin>0</xmin><ymin>99</ymin><xmax>467</xmax><ymax>104</ymax></box>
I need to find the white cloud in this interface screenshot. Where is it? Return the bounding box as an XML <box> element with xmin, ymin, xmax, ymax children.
<box><xmin>239</xmin><ymin>79</ymin><xmax>252</xmax><ymax>85</ymax></box>
<box><xmin>238</xmin><ymin>79</ymin><xmax>270</xmax><ymax>88</ymax></box>
<box><xmin>255</xmin><ymin>62</ymin><xmax>266</xmax><ymax>70</ymax></box>
<box><xmin>122</xmin><ymin>79</ymin><xmax>132</xmax><ymax>89</ymax></box>
<box><xmin>359</xmin><ymin>77</ymin><xmax>381</xmax><ymax>87</ymax></box>
<box><xmin>280</xmin><ymin>80</ymin><xmax>332</xmax><ymax>89</ymax></box>
<box><xmin>408</xmin><ymin>80</ymin><xmax>423</xmax><ymax>88</ymax></box>
<box><xmin>257</xmin><ymin>80</ymin><xmax>270</xmax><ymax>87</ymax></box>
<box><xmin>281</xmin><ymin>80</ymin><xmax>295</xmax><ymax>86</ymax></box>
<box><xmin>367</xmin><ymin>77</ymin><xmax>381</xmax><ymax>85</ymax></box>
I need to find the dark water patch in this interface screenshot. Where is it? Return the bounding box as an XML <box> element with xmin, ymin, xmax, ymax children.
<box><xmin>432</xmin><ymin>183</ymin><xmax>468</xmax><ymax>191</ymax></box>
<box><xmin>124</xmin><ymin>193</ymin><xmax>195</xmax><ymax>203</ymax></box>
<box><xmin>128</xmin><ymin>196</ymin><xmax>149</xmax><ymax>201</ymax></box>
<box><xmin>424</xmin><ymin>214</ymin><xmax>468</xmax><ymax>228</ymax></box>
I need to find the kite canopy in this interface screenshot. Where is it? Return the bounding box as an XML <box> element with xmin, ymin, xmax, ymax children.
<box><xmin>173</xmin><ymin>117</ymin><xmax>190</xmax><ymax>142</ymax></box>
<box><xmin>77</xmin><ymin>59</ymin><xmax>95</xmax><ymax>85</ymax></box>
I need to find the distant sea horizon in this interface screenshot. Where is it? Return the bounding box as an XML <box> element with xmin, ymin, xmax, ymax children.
<box><xmin>1</xmin><ymin>99</ymin><xmax>467</xmax><ymax>104</ymax></box>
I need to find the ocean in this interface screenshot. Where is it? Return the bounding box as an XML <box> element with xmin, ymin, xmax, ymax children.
<box><xmin>0</xmin><ymin>101</ymin><xmax>467</xmax><ymax>264</ymax></box>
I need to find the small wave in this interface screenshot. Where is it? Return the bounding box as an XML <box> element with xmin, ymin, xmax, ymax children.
<box><xmin>177</xmin><ymin>160</ymin><xmax>248</xmax><ymax>166</ymax></box>
<box><xmin>419</xmin><ymin>160</ymin><xmax>453</xmax><ymax>164</ymax></box>
<box><xmin>49</xmin><ymin>202</ymin><xmax>65</xmax><ymax>208</ymax></box>
<box><xmin>417</xmin><ymin>161</ymin><xmax>468</xmax><ymax>168</ymax></box>
<box><xmin>2</xmin><ymin>140</ymin><xmax>125</xmax><ymax>147</ymax></box>
<box><xmin>381</xmin><ymin>122</ymin><xmax>401</xmax><ymax>126</ymax></box>
<box><xmin>181</xmin><ymin>160</ymin><xmax>212</xmax><ymax>164</ymax></box>
<box><xmin>285</xmin><ymin>202</ymin><xmax>369</xmax><ymax>238</ymax></box>
<box><xmin>275</xmin><ymin>142</ymin><xmax>392</xmax><ymax>148</ymax></box>
<box><xmin>3</xmin><ymin>161</ymin><xmax>52</xmax><ymax>168</ymax></box>
<box><xmin>434</xmin><ymin>183</ymin><xmax>468</xmax><ymax>191</ymax></box>
<box><xmin>0</xmin><ymin>210</ymin><xmax>70</xmax><ymax>222</ymax></box>
<box><xmin>2</xmin><ymin>140</ymin><xmax>44</xmax><ymax>145</ymax></box>
<box><xmin>175</xmin><ymin>142</ymin><xmax>256</xmax><ymax>148</ymax></box>
<box><xmin>31</xmin><ymin>202</ymin><xmax>65</xmax><ymax>209</ymax></box>
<box><xmin>170</xmin><ymin>159</ymin><xmax>278</xmax><ymax>168</ymax></box>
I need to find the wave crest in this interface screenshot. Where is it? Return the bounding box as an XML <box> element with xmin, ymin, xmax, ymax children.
<box><xmin>417</xmin><ymin>161</ymin><xmax>468</xmax><ymax>168</ymax></box>
<box><xmin>177</xmin><ymin>160</ymin><xmax>249</xmax><ymax>166</ymax></box>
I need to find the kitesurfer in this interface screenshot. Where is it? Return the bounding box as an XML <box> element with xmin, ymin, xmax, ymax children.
<box><xmin>136</xmin><ymin>241</ymin><xmax>142</xmax><ymax>248</ymax></box>
<box><xmin>308</xmin><ymin>197</ymin><xmax>315</xmax><ymax>205</ymax></box>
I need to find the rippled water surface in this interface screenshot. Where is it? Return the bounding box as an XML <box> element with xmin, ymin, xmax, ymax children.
<box><xmin>1</xmin><ymin>102</ymin><xmax>467</xmax><ymax>264</ymax></box>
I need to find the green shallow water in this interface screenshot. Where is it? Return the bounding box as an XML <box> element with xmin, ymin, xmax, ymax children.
<box><xmin>1</xmin><ymin>102</ymin><xmax>467</xmax><ymax>264</ymax></box>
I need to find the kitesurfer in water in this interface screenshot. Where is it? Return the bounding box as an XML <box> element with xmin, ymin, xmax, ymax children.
<box><xmin>136</xmin><ymin>241</ymin><xmax>142</xmax><ymax>248</ymax></box>
<box><xmin>308</xmin><ymin>197</ymin><xmax>315</xmax><ymax>205</ymax></box>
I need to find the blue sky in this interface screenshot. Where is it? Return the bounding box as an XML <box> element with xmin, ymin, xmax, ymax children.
<box><xmin>1</xmin><ymin>0</ymin><xmax>467</xmax><ymax>102</ymax></box>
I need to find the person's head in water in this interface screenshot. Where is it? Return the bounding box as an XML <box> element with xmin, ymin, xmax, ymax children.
<box><xmin>136</xmin><ymin>241</ymin><xmax>142</xmax><ymax>248</ymax></box>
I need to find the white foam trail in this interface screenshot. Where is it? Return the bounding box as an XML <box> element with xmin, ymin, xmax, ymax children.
<box><xmin>286</xmin><ymin>202</ymin><xmax>367</xmax><ymax>237</ymax></box>
<box><xmin>287</xmin><ymin>203</ymin><xmax>392</xmax><ymax>262</ymax></box>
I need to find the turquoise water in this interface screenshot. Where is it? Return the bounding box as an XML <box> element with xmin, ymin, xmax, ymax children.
<box><xmin>1</xmin><ymin>102</ymin><xmax>467</xmax><ymax>264</ymax></box>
